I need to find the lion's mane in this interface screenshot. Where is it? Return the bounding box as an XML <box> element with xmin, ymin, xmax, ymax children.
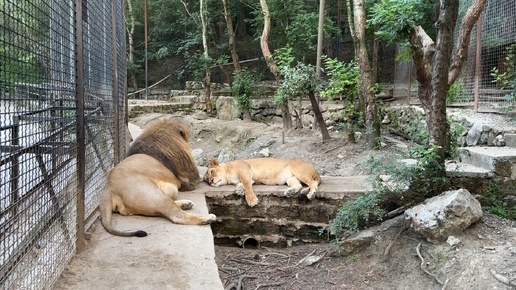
<box><xmin>126</xmin><ymin>118</ymin><xmax>200</xmax><ymax>190</ymax></box>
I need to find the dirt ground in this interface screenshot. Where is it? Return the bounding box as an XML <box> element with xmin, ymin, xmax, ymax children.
<box><xmin>130</xmin><ymin>112</ymin><xmax>516</xmax><ymax>290</ymax></box>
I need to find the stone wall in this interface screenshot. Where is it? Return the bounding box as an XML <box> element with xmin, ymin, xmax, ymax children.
<box><xmin>384</xmin><ymin>105</ymin><xmax>516</xmax><ymax>147</ymax></box>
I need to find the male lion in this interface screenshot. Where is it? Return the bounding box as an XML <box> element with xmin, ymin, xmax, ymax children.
<box><xmin>204</xmin><ymin>158</ymin><xmax>321</xmax><ymax>207</ymax></box>
<box><xmin>100</xmin><ymin>118</ymin><xmax>216</xmax><ymax>237</ymax></box>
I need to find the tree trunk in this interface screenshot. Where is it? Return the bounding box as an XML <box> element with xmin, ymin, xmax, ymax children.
<box><xmin>353</xmin><ymin>0</ymin><xmax>380</xmax><ymax>149</ymax></box>
<box><xmin>345</xmin><ymin>0</ymin><xmax>364</xmax><ymax>116</ymax></box>
<box><xmin>407</xmin><ymin>0</ymin><xmax>486</xmax><ymax>170</ymax></box>
<box><xmin>125</xmin><ymin>0</ymin><xmax>138</xmax><ymax>91</ymax></box>
<box><xmin>371</xmin><ymin>24</ymin><xmax>379</xmax><ymax>86</ymax></box>
<box><xmin>313</xmin><ymin>0</ymin><xmax>325</xmax><ymax>130</ymax></box>
<box><xmin>222</xmin><ymin>0</ymin><xmax>251</xmax><ymax>122</ymax></box>
<box><xmin>222</xmin><ymin>0</ymin><xmax>241</xmax><ymax>72</ymax></box>
<box><xmin>259</xmin><ymin>0</ymin><xmax>292</xmax><ymax>129</ymax></box>
<box><xmin>200</xmin><ymin>0</ymin><xmax>212</xmax><ymax>113</ymax></box>
<box><xmin>309</xmin><ymin>91</ymin><xmax>331</xmax><ymax>141</ymax></box>
<box><xmin>430</xmin><ymin>0</ymin><xmax>459</xmax><ymax>165</ymax></box>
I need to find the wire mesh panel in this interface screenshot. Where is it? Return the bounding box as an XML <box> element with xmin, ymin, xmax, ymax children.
<box><xmin>467</xmin><ymin>0</ymin><xmax>516</xmax><ymax>111</ymax></box>
<box><xmin>392</xmin><ymin>0</ymin><xmax>516</xmax><ymax>111</ymax></box>
<box><xmin>0</xmin><ymin>0</ymin><xmax>125</xmax><ymax>289</ymax></box>
<box><xmin>81</xmin><ymin>0</ymin><xmax>116</xmax><ymax>219</ymax></box>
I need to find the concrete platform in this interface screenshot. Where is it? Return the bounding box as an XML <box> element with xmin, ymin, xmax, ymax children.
<box><xmin>53</xmin><ymin>190</ymin><xmax>225</xmax><ymax>290</ymax></box>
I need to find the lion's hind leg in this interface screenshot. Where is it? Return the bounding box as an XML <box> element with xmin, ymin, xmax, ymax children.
<box><xmin>284</xmin><ymin>177</ymin><xmax>303</xmax><ymax>196</ymax></box>
<box><xmin>298</xmin><ymin>179</ymin><xmax>319</xmax><ymax>200</ymax></box>
<box><xmin>292</xmin><ymin>173</ymin><xmax>319</xmax><ymax>200</ymax></box>
<box><xmin>165</xmin><ymin>206</ymin><xmax>217</xmax><ymax>225</ymax></box>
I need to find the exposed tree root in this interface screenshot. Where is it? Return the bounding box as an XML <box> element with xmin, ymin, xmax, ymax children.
<box><xmin>490</xmin><ymin>269</ymin><xmax>516</xmax><ymax>288</ymax></box>
<box><xmin>416</xmin><ymin>242</ymin><xmax>444</xmax><ymax>285</ymax></box>
<box><xmin>380</xmin><ymin>225</ymin><xmax>407</xmax><ymax>263</ymax></box>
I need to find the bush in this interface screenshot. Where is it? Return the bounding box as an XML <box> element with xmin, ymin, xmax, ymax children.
<box><xmin>331</xmin><ymin>145</ymin><xmax>450</xmax><ymax>239</ymax></box>
<box><xmin>231</xmin><ymin>68</ymin><xmax>255</xmax><ymax>114</ymax></box>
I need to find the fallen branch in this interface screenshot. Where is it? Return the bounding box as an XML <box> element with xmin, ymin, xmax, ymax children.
<box><xmin>416</xmin><ymin>242</ymin><xmax>444</xmax><ymax>285</ymax></box>
<box><xmin>388</xmin><ymin>128</ymin><xmax>412</xmax><ymax>141</ymax></box>
<box><xmin>279</xmin><ymin>249</ymin><xmax>317</xmax><ymax>269</ymax></box>
<box><xmin>387</xmin><ymin>206</ymin><xmax>408</xmax><ymax>218</ymax></box>
<box><xmin>490</xmin><ymin>269</ymin><xmax>516</xmax><ymax>288</ymax></box>
<box><xmin>255</xmin><ymin>281</ymin><xmax>285</xmax><ymax>290</ymax></box>
<box><xmin>236</xmin><ymin>275</ymin><xmax>258</xmax><ymax>290</ymax></box>
<box><xmin>230</xmin><ymin>258</ymin><xmax>277</xmax><ymax>267</ymax></box>
<box><xmin>323</xmin><ymin>146</ymin><xmax>342</xmax><ymax>154</ymax></box>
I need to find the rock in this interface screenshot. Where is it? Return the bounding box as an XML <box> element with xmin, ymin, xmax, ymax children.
<box><xmin>192</xmin><ymin>148</ymin><xmax>208</xmax><ymax>167</ymax></box>
<box><xmin>405</xmin><ymin>188</ymin><xmax>483</xmax><ymax>243</ymax></box>
<box><xmin>466</xmin><ymin>123</ymin><xmax>483</xmax><ymax>146</ymax></box>
<box><xmin>258</xmin><ymin>148</ymin><xmax>271</xmax><ymax>157</ymax></box>
<box><xmin>216</xmin><ymin>96</ymin><xmax>239</xmax><ymax>120</ymax></box>
<box><xmin>333</xmin><ymin>230</ymin><xmax>375</xmax><ymax>256</ymax></box>
<box><xmin>446</xmin><ymin>236</ymin><xmax>461</xmax><ymax>247</ymax></box>
<box><xmin>217</xmin><ymin>148</ymin><xmax>235</xmax><ymax>163</ymax></box>
<box><xmin>494</xmin><ymin>134</ymin><xmax>506</xmax><ymax>147</ymax></box>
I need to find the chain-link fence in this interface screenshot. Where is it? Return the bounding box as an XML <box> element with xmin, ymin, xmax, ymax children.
<box><xmin>393</xmin><ymin>0</ymin><xmax>516</xmax><ymax>111</ymax></box>
<box><xmin>0</xmin><ymin>1</ymin><xmax>127</xmax><ymax>289</ymax></box>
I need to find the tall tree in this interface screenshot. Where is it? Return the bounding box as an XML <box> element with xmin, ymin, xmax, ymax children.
<box><xmin>200</xmin><ymin>0</ymin><xmax>212</xmax><ymax>113</ymax></box>
<box><xmin>125</xmin><ymin>0</ymin><xmax>139</xmax><ymax>91</ymax></box>
<box><xmin>259</xmin><ymin>0</ymin><xmax>293</xmax><ymax>129</ymax></box>
<box><xmin>370</xmin><ymin>0</ymin><xmax>487</xmax><ymax>168</ymax></box>
<box><xmin>222</xmin><ymin>0</ymin><xmax>252</xmax><ymax>121</ymax></box>
<box><xmin>350</xmin><ymin>0</ymin><xmax>381</xmax><ymax>149</ymax></box>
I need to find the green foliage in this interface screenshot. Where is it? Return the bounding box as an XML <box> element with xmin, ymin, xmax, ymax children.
<box><xmin>231</xmin><ymin>68</ymin><xmax>256</xmax><ymax>113</ymax></box>
<box><xmin>274</xmin><ymin>62</ymin><xmax>320</xmax><ymax>105</ymax></box>
<box><xmin>446</xmin><ymin>116</ymin><xmax>467</xmax><ymax>159</ymax></box>
<box><xmin>446</xmin><ymin>79</ymin><xmax>466</xmax><ymax>105</ymax></box>
<box><xmin>321</xmin><ymin>56</ymin><xmax>360</xmax><ymax>101</ymax></box>
<box><xmin>274</xmin><ymin>46</ymin><xmax>295</xmax><ymax>70</ymax></box>
<box><xmin>246</xmin><ymin>0</ymin><xmax>340</xmax><ymax>61</ymax></box>
<box><xmin>478</xmin><ymin>183</ymin><xmax>516</xmax><ymax>220</ymax></box>
<box><xmin>0</xmin><ymin>0</ymin><xmax>48</xmax><ymax>89</ymax></box>
<box><xmin>367</xmin><ymin>0</ymin><xmax>436</xmax><ymax>45</ymax></box>
<box><xmin>491</xmin><ymin>44</ymin><xmax>516</xmax><ymax>101</ymax></box>
<box><xmin>320</xmin><ymin>56</ymin><xmax>362</xmax><ymax>139</ymax></box>
<box><xmin>331</xmin><ymin>145</ymin><xmax>450</xmax><ymax>239</ymax></box>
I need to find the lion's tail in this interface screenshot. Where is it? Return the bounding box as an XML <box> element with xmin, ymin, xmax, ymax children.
<box><xmin>99</xmin><ymin>193</ymin><xmax>147</xmax><ymax>238</ymax></box>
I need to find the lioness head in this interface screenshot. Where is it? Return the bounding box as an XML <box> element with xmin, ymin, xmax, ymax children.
<box><xmin>204</xmin><ymin>159</ymin><xmax>227</xmax><ymax>187</ymax></box>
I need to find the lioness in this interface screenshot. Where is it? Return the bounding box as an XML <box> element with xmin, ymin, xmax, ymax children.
<box><xmin>204</xmin><ymin>158</ymin><xmax>321</xmax><ymax>207</ymax></box>
<box><xmin>100</xmin><ymin>118</ymin><xmax>216</xmax><ymax>237</ymax></box>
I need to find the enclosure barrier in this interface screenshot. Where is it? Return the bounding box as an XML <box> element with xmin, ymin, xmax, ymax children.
<box><xmin>0</xmin><ymin>1</ymin><xmax>127</xmax><ymax>289</ymax></box>
<box><xmin>392</xmin><ymin>0</ymin><xmax>516</xmax><ymax>112</ymax></box>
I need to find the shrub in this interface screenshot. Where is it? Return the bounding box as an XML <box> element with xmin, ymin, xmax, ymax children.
<box><xmin>331</xmin><ymin>145</ymin><xmax>450</xmax><ymax>239</ymax></box>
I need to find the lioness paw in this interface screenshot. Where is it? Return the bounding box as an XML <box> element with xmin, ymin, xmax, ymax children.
<box><xmin>235</xmin><ymin>183</ymin><xmax>245</xmax><ymax>196</ymax></box>
<box><xmin>306</xmin><ymin>190</ymin><xmax>317</xmax><ymax>200</ymax></box>
<box><xmin>246</xmin><ymin>196</ymin><xmax>259</xmax><ymax>207</ymax></box>
<box><xmin>283</xmin><ymin>188</ymin><xmax>298</xmax><ymax>196</ymax></box>
<box><xmin>201</xmin><ymin>214</ymin><xmax>217</xmax><ymax>225</ymax></box>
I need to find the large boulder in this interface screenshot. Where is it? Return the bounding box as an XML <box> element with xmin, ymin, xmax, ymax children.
<box><xmin>216</xmin><ymin>96</ymin><xmax>239</xmax><ymax>120</ymax></box>
<box><xmin>405</xmin><ymin>188</ymin><xmax>483</xmax><ymax>243</ymax></box>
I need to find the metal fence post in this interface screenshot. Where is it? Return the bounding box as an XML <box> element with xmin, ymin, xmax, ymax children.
<box><xmin>112</xmin><ymin>0</ymin><xmax>120</xmax><ymax>165</ymax></box>
<box><xmin>75</xmin><ymin>0</ymin><xmax>86</xmax><ymax>252</ymax></box>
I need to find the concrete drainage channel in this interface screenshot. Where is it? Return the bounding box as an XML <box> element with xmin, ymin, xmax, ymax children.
<box><xmin>203</xmin><ymin>176</ymin><xmax>370</xmax><ymax>248</ymax></box>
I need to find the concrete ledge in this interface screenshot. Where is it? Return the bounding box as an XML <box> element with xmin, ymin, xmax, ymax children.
<box><xmin>201</xmin><ymin>174</ymin><xmax>372</xmax><ymax>247</ymax></box>
<box><xmin>54</xmin><ymin>191</ymin><xmax>224</xmax><ymax>290</ymax></box>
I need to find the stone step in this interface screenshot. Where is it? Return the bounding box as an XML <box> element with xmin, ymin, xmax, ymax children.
<box><xmin>202</xmin><ymin>174</ymin><xmax>371</xmax><ymax>247</ymax></box>
<box><xmin>458</xmin><ymin>147</ymin><xmax>516</xmax><ymax>178</ymax></box>
<box><xmin>503</xmin><ymin>133</ymin><xmax>516</xmax><ymax>147</ymax></box>
<box><xmin>170</xmin><ymin>94</ymin><xmax>200</xmax><ymax>104</ymax></box>
<box><xmin>445</xmin><ymin>161</ymin><xmax>493</xmax><ymax>178</ymax></box>
<box><xmin>128</xmin><ymin>101</ymin><xmax>194</xmax><ymax>118</ymax></box>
